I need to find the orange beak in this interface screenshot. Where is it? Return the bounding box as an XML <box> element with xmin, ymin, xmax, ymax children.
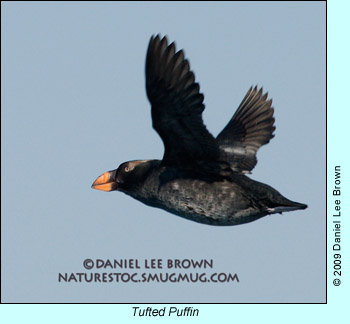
<box><xmin>91</xmin><ymin>171</ymin><xmax>118</xmax><ymax>191</ymax></box>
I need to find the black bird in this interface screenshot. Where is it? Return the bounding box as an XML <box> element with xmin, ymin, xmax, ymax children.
<box><xmin>92</xmin><ymin>35</ymin><xmax>307</xmax><ymax>226</ymax></box>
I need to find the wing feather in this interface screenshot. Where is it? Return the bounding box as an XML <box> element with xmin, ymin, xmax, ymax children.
<box><xmin>216</xmin><ymin>86</ymin><xmax>276</xmax><ymax>173</ymax></box>
<box><xmin>146</xmin><ymin>35</ymin><xmax>219</xmax><ymax>168</ymax></box>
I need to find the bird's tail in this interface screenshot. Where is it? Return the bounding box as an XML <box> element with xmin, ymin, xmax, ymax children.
<box><xmin>266</xmin><ymin>200</ymin><xmax>308</xmax><ymax>214</ymax></box>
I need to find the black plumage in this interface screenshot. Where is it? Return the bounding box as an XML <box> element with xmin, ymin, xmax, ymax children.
<box><xmin>146</xmin><ymin>35</ymin><xmax>219</xmax><ymax>169</ymax></box>
<box><xmin>91</xmin><ymin>35</ymin><xmax>307</xmax><ymax>226</ymax></box>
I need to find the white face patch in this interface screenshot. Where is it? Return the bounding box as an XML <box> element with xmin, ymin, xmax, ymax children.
<box><xmin>127</xmin><ymin>160</ymin><xmax>150</xmax><ymax>170</ymax></box>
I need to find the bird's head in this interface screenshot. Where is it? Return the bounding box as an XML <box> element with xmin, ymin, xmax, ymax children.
<box><xmin>91</xmin><ymin>160</ymin><xmax>157</xmax><ymax>192</ymax></box>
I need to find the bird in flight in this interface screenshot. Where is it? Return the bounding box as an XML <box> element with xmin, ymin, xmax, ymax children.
<box><xmin>92</xmin><ymin>35</ymin><xmax>307</xmax><ymax>226</ymax></box>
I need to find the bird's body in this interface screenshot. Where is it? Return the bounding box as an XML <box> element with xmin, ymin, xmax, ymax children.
<box><xmin>111</xmin><ymin>160</ymin><xmax>306</xmax><ymax>226</ymax></box>
<box><xmin>92</xmin><ymin>35</ymin><xmax>307</xmax><ymax>226</ymax></box>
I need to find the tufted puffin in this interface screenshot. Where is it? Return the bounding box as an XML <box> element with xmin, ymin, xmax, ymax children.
<box><xmin>91</xmin><ymin>35</ymin><xmax>307</xmax><ymax>226</ymax></box>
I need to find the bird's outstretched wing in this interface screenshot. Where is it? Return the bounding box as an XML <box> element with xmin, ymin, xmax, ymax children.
<box><xmin>146</xmin><ymin>35</ymin><xmax>219</xmax><ymax>169</ymax></box>
<box><xmin>216</xmin><ymin>86</ymin><xmax>275</xmax><ymax>173</ymax></box>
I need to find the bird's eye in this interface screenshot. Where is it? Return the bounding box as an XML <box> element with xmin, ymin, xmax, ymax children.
<box><xmin>124</xmin><ymin>166</ymin><xmax>130</xmax><ymax>172</ymax></box>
